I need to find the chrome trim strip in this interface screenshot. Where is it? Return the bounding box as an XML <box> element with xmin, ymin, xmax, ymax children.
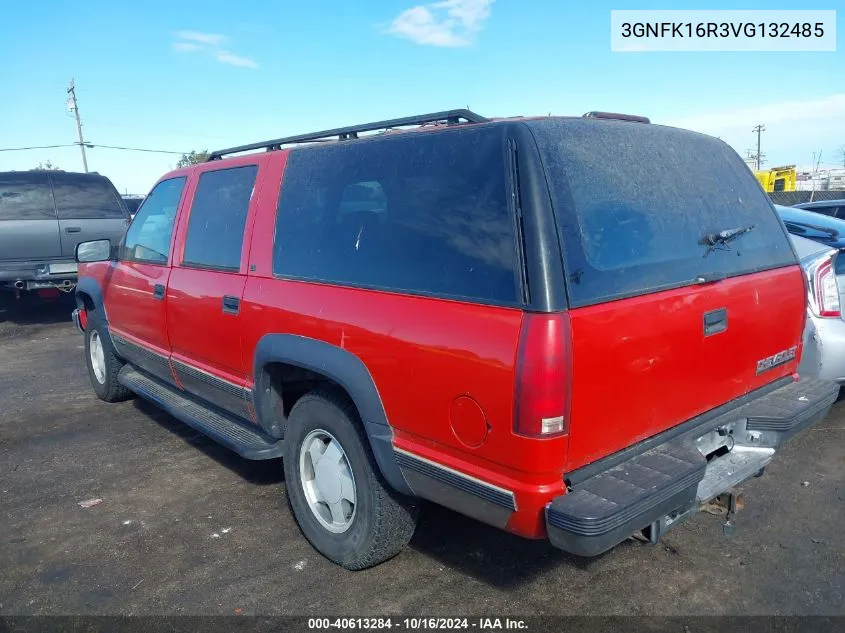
<box><xmin>394</xmin><ymin>447</ymin><xmax>517</xmax><ymax>511</ymax></box>
<box><xmin>171</xmin><ymin>358</ymin><xmax>251</xmax><ymax>400</ymax></box>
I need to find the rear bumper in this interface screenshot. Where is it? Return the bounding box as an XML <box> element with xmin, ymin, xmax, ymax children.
<box><xmin>799</xmin><ymin>313</ymin><xmax>845</xmax><ymax>384</ymax></box>
<box><xmin>0</xmin><ymin>260</ymin><xmax>78</xmax><ymax>288</ymax></box>
<box><xmin>545</xmin><ymin>377</ymin><xmax>838</xmax><ymax>557</ymax></box>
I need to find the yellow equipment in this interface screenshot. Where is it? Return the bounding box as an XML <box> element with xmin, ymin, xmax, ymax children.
<box><xmin>754</xmin><ymin>165</ymin><xmax>797</xmax><ymax>192</ymax></box>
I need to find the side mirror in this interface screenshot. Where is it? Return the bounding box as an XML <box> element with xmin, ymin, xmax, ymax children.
<box><xmin>76</xmin><ymin>239</ymin><xmax>113</xmax><ymax>263</ymax></box>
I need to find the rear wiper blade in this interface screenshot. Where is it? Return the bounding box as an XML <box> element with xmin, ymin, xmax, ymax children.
<box><xmin>699</xmin><ymin>225</ymin><xmax>755</xmax><ymax>257</ymax></box>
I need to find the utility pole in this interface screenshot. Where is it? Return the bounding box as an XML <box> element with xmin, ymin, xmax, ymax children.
<box><xmin>67</xmin><ymin>79</ymin><xmax>89</xmax><ymax>173</ymax></box>
<box><xmin>752</xmin><ymin>124</ymin><xmax>766</xmax><ymax>171</ymax></box>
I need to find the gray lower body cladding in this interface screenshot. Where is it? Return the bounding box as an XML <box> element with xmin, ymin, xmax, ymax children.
<box><xmin>545</xmin><ymin>377</ymin><xmax>838</xmax><ymax>557</ymax></box>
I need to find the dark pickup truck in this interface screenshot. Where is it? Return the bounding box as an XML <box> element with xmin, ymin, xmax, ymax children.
<box><xmin>0</xmin><ymin>170</ymin><xmax>129</xmax><ymax>293</ymax></box>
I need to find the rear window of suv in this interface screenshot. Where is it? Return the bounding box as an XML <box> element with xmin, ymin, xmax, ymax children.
<box><xmin>528</xmin><ymin>119</ymin><xmax>797</xmax><ymax>307</ymax></box>
<box><xmin>51</xmin><ymin>173</ymin><xmax>127</xmax><ymax>220</ymax></box>
<box><xmin>273</xmin><ymin>127</ymin><xmax>520</xmax><ymax>305</ymax></box>
<box><xmin>0</xmin><ymin>173</ymin><xmax>56</xmax><ymax>221</ymax></box>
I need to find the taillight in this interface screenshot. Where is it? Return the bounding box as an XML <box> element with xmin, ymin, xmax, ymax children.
<box><xmin>513</xmin><ymin>312</ymin><xmax>573</xmax><ymax>438</ymax></box>
<box><xmin>812</xmin><ymin>258</ymin><xmax>840</xmax><ymax>317</ymax></box>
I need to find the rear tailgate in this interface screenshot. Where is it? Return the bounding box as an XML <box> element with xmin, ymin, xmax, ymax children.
<box><xmin>0</xmin><ymin>172</ymin><xmax>61</xmax><ymax>261</ymax></box>
<box><xmin>527</xmin><ymin>119</ymin><xmax>805</xmax><ymax>471</ymax></box>
<box><xmin>50</xmin><ymin>172</ymin><xmax>130</xmax><ymax>258</ymax></box>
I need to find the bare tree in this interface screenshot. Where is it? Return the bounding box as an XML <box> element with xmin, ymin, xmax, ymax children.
<box><xmin>32</xmin><ymin>160</ymin><xmax>60</xmax><ymax>170</ymax></box>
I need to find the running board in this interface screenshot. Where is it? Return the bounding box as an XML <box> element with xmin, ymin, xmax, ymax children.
<box><xmin>118</xmin><ymin>366</ymin><xmax>284</xmax><ymax>460</ymax></box>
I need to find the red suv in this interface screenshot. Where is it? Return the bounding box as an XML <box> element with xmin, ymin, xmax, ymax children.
<box><xmin>71</xmin><ymin>109</ymin><xmax>838</xmax><ymax>570</ymax></box>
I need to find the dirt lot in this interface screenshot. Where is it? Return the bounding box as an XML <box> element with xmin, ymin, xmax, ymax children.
<box><xmin>1</xmin><ymin>294</ymin><xmax>844</xmax><ymax>616</ymax></box>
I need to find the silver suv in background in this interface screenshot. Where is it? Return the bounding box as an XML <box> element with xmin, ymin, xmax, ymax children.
<box><xmin>0</xmin><ymin>170</ymin><xmax>129</xmax><ymax>294</ymax></box>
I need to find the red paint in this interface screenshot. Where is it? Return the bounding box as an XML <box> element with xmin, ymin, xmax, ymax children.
<box><xmin>99</xmin><ymin>260</ymin><xmax>172</xmax><ymax>359</ymax></box>
<box><xmin>36</xmin><ymin>288</ymin><xmax>61</xmax><ymax>300</ymax></box>
<box><xmin>449</xmin><ymin>396</ymin><xmax>488</xmax><ymax>448</ymax></box>
<box><xmin>565</xmin><ymin>268</ymin><xmax>805</xmax><ymax>471</ymax></box>
<box><xmin>78</xmin><ymin>138</ymin><xmax>808</xmax><ymax>542</ymax></box>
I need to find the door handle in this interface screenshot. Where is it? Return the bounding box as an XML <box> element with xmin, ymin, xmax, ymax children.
<box><xmin>222</xmin><ymin>295</ymin><xmax>240</xmax><ymax>315</ymax></box>
<box><xmin>153</xmin><ymin>284</ymin><xmax>165</xmax><ymax>300</ymax></box>
<box><xmin>65</xmin><ymin>227</ymin><xmax>82</xmax><ymax>234</ymax></box>
<box><xmin>703</xmin><ymin>308</ymin><xmax>727</xmax><ymax>336</ymax></box>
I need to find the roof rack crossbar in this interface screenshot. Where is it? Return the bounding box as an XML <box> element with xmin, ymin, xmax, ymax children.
<box><xmin>583</xmin><ymin>111</ymin><xmax>650</xmax><ymax>124</ymax></box>
<box><xmin>207</xmin><ymin>109</ymin><xmax>488</xmax><ymax>160</ymax></box>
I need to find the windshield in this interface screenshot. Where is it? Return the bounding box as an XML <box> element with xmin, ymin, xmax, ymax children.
<box><xmin>528</xmin><ymin>119</ymin><xmax>797</xmax><ymax>307</ymax></box>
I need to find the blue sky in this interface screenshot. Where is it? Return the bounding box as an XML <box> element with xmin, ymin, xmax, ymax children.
<box><xmin>1</xmin><ymin>0</ymin><xmax>842</xmax><ymax>194</ymax></box>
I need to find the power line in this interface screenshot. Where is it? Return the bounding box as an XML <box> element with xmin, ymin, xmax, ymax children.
<box><xmin>0</xmin><ymin>142</ymin><xmax>188</xmax><ymax>155</ymax></box>
<box><xmin>0</xmin><ymin>144</ymin><xmax>78</xmax><ymax>152</ymax></box>
<box><xmin>87</xmin><ymin>143</ymin><xmax>187</xmax><ymax>155</ymax></box>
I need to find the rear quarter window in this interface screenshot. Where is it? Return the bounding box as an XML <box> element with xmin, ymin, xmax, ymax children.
<box><xmin>272</xmin><ymin>126</ymin><xmax>520</xmax><ymax>305</ymax></box>
<box><xmin>0</xmin><ymin>173</ymin><xmax>56</xmax><ymax>220</ymax></box>
<box><xmin>527</xmin><ymin>119</ymin><xmax>797</xmax><ymax>307</ymax></box>
<box><xmin>51</xmin><ymin>174</ymin><xmax>127</xmax><ymax>220</ymax></box>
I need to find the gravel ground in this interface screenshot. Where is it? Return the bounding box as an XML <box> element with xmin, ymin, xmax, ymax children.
<box><xmin>1</xmin><ymin>293</ymin><xmax>843</xmax><ymax>616</ymax></box>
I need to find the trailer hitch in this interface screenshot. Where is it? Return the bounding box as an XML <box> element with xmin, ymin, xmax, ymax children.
<box><xmin>706</xmin><ymin>491</ymin><xmax>745</xmax><ymax>537</ymax></box>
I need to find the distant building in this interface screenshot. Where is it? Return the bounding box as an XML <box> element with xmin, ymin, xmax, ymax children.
<box><xmin>795</xmin><ymin>169</ymin><xmax>845</xmax><ymax>192</ymax></box>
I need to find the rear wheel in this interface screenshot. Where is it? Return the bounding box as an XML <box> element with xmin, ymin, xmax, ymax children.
<box><xmin>84</xmin><ymin>312</ymin><xmax>132</xmax><ymax>402</ymax></box>
<box><xmin>283</xmin><ymin>389</ymin><xmax>418</xmax><ymax>570</ymax></box>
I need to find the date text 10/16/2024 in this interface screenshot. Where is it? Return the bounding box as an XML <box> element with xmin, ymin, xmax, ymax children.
<box><xmin>308</xmin><ymin>618</ymin><xmax>528</xmax><ymax>630</ymax></box>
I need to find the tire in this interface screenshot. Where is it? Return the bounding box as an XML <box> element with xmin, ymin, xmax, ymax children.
<box><xmin>283</xmin><ymin>389</ymin><xmax>418</xmax><ymax>570</ymax></box>
<box><xmin>84</xmin><ymin>311</ymin><xmax>132</xmax><ymax>403</ymax></box>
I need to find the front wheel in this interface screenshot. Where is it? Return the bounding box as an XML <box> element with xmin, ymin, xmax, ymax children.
<box><xmin>84</xmin><ymin>314</ymin><xmax>132</xmax><ymax>402</ymax></box>
<box><xmin>283</xmin><ymin>390</ymin><xmax>418</xmax><ymax>570</ymax></box>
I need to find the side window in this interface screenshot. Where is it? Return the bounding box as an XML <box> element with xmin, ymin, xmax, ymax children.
<box><xmin>0</xmin><ymin>174</ymin><xmax>56</xmax><ymax>221</ymax></box>
<box><xmin>51</xmin><ymin>174</ymin><xmax>127</xmax><ymax>219</ymax></box>
<box><xmin>273</xmin><ymin>128</ymin><xmax>519</xmax><ymax>304</ymax></box>
<box><xmin>182</xmin><ymin>165</ymin><xmax>258</xmax><ymax>271</ymax></box>
<box><xmin>814</xmin><ymin>206</ymin><xmax>834</xmax><ymax>216</ymax></box>
<box><xmin>122</xmin><ymin>177</ymin><xmax>186</xmax><ymax>264</ymax></box>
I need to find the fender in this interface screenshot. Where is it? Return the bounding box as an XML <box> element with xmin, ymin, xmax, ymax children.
<box><xmin>75</xmin><ymin>275</ymin><xmax>108</xmax><ymax>323</ymax></box>
<box><xmin>253</xmin><ymin>333</ymin><xmax>413</xmax><ymax>496</ymax></box>
<box><xmin>74</xmin><ymin>275</ymin><xmax>122</xmax><ymax>355</ymax></box>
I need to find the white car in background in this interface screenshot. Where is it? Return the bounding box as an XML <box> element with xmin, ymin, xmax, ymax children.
<box><xmin>790</xmin><ymin>232</ymin><xmax>845</xmax><ymax>386</ymax></box>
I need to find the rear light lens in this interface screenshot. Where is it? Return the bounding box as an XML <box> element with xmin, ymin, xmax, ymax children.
<box><xmin>513</xmin><ymin>312</ymin><xmax>573</xmax><ymax>438</ymax></box>
<box><xmin>811</xmin><ymin>257</ymin><xmax>841</xmax><ymax>317</ymax></box>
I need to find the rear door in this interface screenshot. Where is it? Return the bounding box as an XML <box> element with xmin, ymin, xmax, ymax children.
<box><xmin>0</xmin><ymin>172</ymin><xmax>61</xmax><ymax>261</ymax></box>
<box><xmin>528</xmin><ymin>119</ymin><xmax>806</xmax><ymax>471</ymax></box>
<box><xmin>166</xmin><ymin>161</ymin><xmax>261</xmax><ymax>419</ymax></box>
<box><xmin>50</xmin><ymin>172</ymin><xmax>130</xmax><ymax>260</ymax></box>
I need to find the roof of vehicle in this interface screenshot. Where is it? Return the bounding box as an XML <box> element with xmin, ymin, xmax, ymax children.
<box><xmin>0</xmin><ymin>169</ymin><xmax>111</xmax><ymax>182</ymax></box>
<box><xmin>793</xmin><ymin>199</ymin><xmax>845</xmax><ymax>209</ymax></box>
<box><xmin>776</xmin><ymin>204</ymin><xmax>845</xmax><ymax>228</ymax></box>
<box><xmin>203</xmin><ymin>109</ymin><xmax>656</xmax><ymax>163</ymax></box>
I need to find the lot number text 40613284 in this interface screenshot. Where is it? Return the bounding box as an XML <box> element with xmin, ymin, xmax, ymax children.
<box><xmin>307</xmin><ymin>618</ymin><xmax>528</xmax><ymax>630</ymax></box>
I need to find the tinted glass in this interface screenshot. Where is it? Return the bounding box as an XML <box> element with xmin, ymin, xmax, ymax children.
<box><xmin>123</xmin><ymin>197</ymin><xmax>144</xmax><ymax>215</ymax></box>
<box><xmin>809</xmin><ymin>204</ymin><xmax>838</xmax><ymax>217</ymax></box>
<box><xmin>52</xmin><ymin>173</ymin><xmax>127</xmax><ymax>219</ymax></box>
<box><xmin>122</xmin><ymin>177</ymin><xmax>186</xmax><ymax>264</ymax></box>
<box><xmin>273</xmin><ymin>127</ymin><xmax>518</xmax><ymax>304</ymax></box>
<box><xmin>0</xmin><ymin>173</ymin><xmax>56</xmax><ymax>220</ymax></box>
<box><xmin>182</xmin><ymin>165</ymin><xmax>257</xmax><ymax>271</ymax></box>
<box><xmin>528</xmin><ymin>119</ymin><xmax>797</xmax><ymax>307</ymax></box>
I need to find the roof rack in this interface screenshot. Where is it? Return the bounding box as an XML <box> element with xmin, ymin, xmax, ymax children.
<box><xmin>207</xmin><ymin>109</ymin><xmax>488</xmax><ymax>161</ymax></box>
<box><xmin>583</xmin><ymin>111</ymin><xmax>650</xmax><ymax>124</ymax></box>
